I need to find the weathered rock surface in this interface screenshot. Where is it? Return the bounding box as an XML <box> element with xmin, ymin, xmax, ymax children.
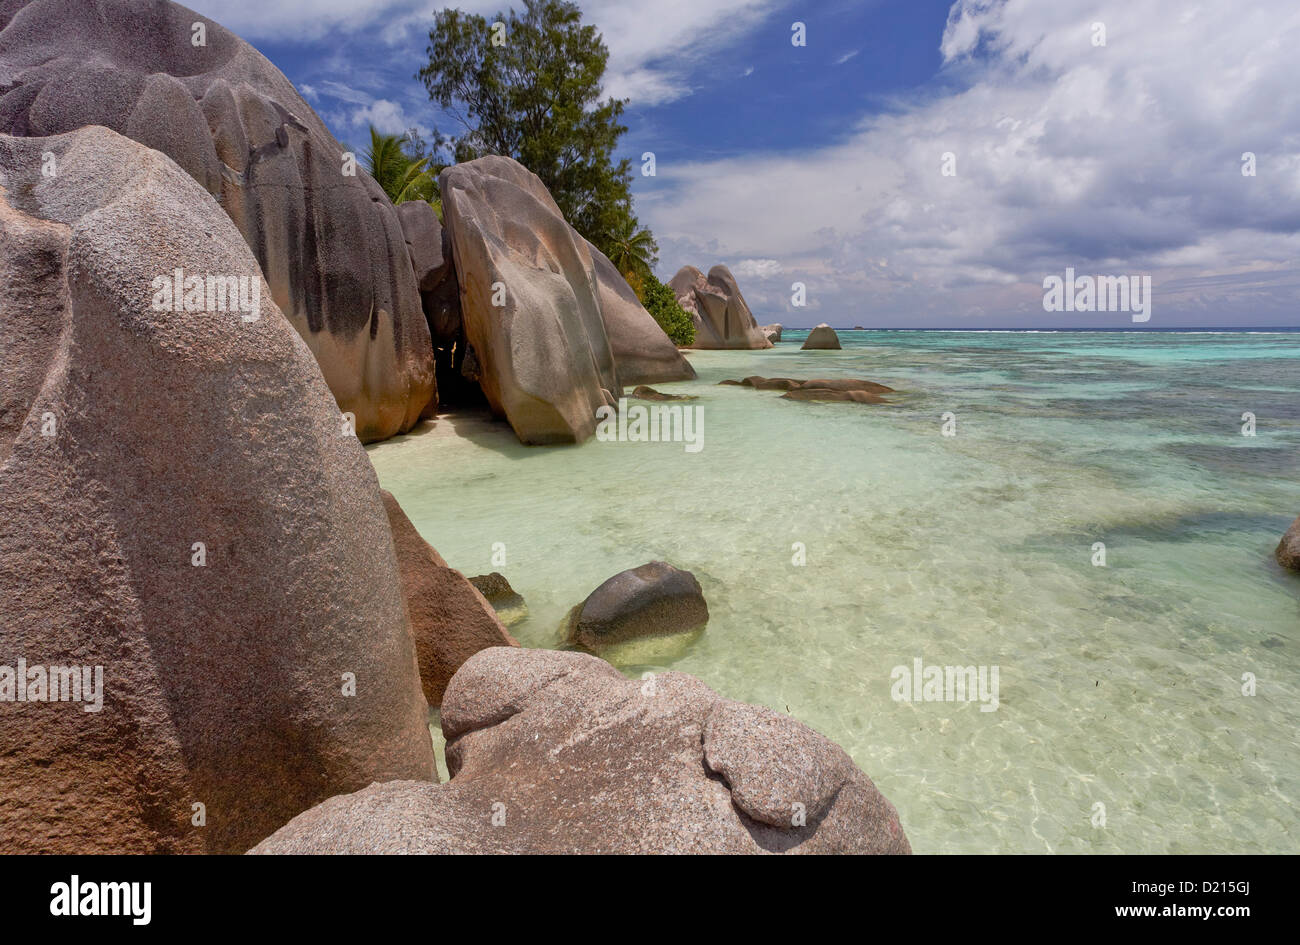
<box><xmin>382</xmin><ymin>491</ymin><xmax>518</xmax><ymax>706</ymax></box>
<box><xmin>761</xmin><ymin>323</ymin><xmax>783</xmax><ymax>343</ymax></box>
<box><xmin>802</xmin><ymin>323</ymin><xmax>842</xmax><ymax>349</ymax></box>
<box><xmin>566</xmin><ymin>561</ymin><xmax>708</xmax><ymax>651</ymax></box>
<box><xmin>250</xmin><ymin>648</ymin><xmax>912</xmax><ymax>854</ymax></box>
<box><xmin>670</xmin><ymin>264</ymin><xmax>772</xmax><ymax>349</ymax></box>
<box><xmin>0</xmin><ymin>127</ymin><xmax>433</xmax><ymax>854</ymax></box>
<box><xmin>0</xmin><ymin>0</ymin><xmax>434</xmax><ymax>441</ymax></box>
<box><xmin>396</xmin><ymin>201</ymin><xmax>460</xmax><ymax>346</ymax></box>
<box><xmin>1276</xmin><ymin>516</ymin><xmax>1300</xmax><ymax>571</ymax></box>
<box><xmin>467</xmin><ymin>572</ymin><xmax>528</xmax><ymax>627</ymax></box>
<box><xmin>588</xmin><ymin>241</ymin><xmax>695</xmax><ymax>386</ymax></box>
<box><xmin>440</xmin><ymin>156</ymin><xmax>619</xmax><ymax>444</ymax></box>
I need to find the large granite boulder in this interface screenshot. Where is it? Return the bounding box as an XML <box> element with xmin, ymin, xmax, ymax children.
<box><xmin>0</xmin><ymin>0</ymin><xmax>435</xmax><ymax>441</ymax></box>
<box><xmin>761</xmin><ymin>323</ymin><xmax>783</xmax><ymax>343</ymax></box>
<box><xmin>396</xmin><ymin>201</ymin><xmax>460</xmax><ymax>347</ymax></box>
<box><xmin>0</xmin><ymin>127</ymin><xmax>433</xmax><ymax>854</ymax></box>
<box><xmin>250</xmin><ymin>648</ymin><xmax>912</xmax><ymax>854</ymax></box>
<box><xmin>1276</xmin><ymin>516</ymin><xmax>1300</xmax><ymax>571</ymax></box>
<box><xmin>587</xmin><ymin>241</ymin><xmax>695</xmax><ymax>386</ymax></box>
<box><xmin>566</xmin><ymin>561</ymin><xmax>708</xmax><ymax>651</ymax></box>
<box><xmin>440</xmin><ymin>155</ymin><xmax>619</xmax><ymax>444</ymax></box>
<box><xmin>381</xmin><ymin>490</ymin><xmax>518</xmax><ymax>706</ymax></box>
<box><xmin>802</xmin><ymin>323</ymin><xmax>842</xmax><ymax>349</ymax></box>
<box><xmin>670</xmin><ymin>264</ymin><xmax>772</xmax><ymax>349</ymax></box>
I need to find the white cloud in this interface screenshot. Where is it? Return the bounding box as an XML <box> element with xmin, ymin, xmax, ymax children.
<box><xmin>644</xmin><ymin>0</ymin><xmax>1300</xmax><ymax>324</ymax></box>
<box><xmin>193</xmin><ymin>1</ymin><xmax>782</xmax><ymax>106</ymax></box>
<box><xmin>733</xmin><ymin>258</ymin><xmax>783</xmax><ymax>278</ymax></box>
<box><xmin>834</xmin><ymin>49</ymin><xmax>860</xmax><ymax>65</ymax></box>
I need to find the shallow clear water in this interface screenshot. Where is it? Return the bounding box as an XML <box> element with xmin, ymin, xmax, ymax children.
<box><xmin>370</xmin><ymin>330</ymin><xmax>1300</xmax><ymax>854</ymax></box>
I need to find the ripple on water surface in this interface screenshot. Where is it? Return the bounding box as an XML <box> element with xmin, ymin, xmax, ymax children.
<box><xmin>370</xmin><ymin>332</ymin><xmax>1300</xmax><ymax>853</ymax></box>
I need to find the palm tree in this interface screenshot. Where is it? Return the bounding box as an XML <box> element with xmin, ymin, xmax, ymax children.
<box><xmin>600</xmin><ymin>215</ymin><xmax>658</xmax><ymax>291</ymax></box>
<box><xmin>363</xmin><ymin>127</ymin><xmax>440</xmax><ymax>211</ymax></box>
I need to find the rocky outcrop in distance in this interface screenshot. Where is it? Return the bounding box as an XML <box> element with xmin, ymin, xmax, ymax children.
<box><xmin>0</xmin><ymin>0</ymin><xmax>435</xmax><ymax>442</ymax></box>
<box><xmin>802</xmin><ymin>323</ymin><xmax>842</xmax><ymax>349</ymax></box>
<box><xmin>250</xmin><ymin>648</ymin><xmax>912</xmax><ymax>854</ymax></box>
<box><xmin>0</xmin><ymin>127</ymin><xmax>433</xmax><ymax>854</ymax></box>
<box><xmin>670</xmin><ymin>264</ymin><xmax>772</xmax><ymax>349</ymax></box>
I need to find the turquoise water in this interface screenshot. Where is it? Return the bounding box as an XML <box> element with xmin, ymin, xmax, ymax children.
<box><xmin>370</xmin><ymin>330</ymin><xmax>1300</xmax><ymax>854</ymax></box>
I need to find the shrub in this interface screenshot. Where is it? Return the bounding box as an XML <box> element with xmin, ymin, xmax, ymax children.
<box><xmin>640</xmin><ymin>273</ymin><xmax>696</xmax><ymax>347</ymax></box>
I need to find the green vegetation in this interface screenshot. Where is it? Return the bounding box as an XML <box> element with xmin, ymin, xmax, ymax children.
<box><xmin>600</xmin><ymin>214</ymin><xmax>658</xmax><ymax>298</ymax></box>
<box><xmin>640</xmin><ymin>273</ymin><xmax>696</xmax><ymax>347</ymax></box>
<box><xmin>363</xmin><ymin>126</ymin><xmax>442</xmax><ymax>215</ymax></box>
<box><xmin>418</xmin><ymin>0</ymin><xmax>651</xmax><ymax>265</ymax></box>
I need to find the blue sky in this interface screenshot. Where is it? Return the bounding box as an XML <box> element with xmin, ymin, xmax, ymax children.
<box><xmin>191</xmin><ymin>0</ymin><xmax>1300</xmax><ymax>328</ymax></box>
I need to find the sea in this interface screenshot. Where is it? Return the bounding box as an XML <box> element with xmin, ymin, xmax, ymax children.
<box><xmin>369</xmin><ymin>329</ymin><xmax>1300</xmax><ymax>853</ymax></box>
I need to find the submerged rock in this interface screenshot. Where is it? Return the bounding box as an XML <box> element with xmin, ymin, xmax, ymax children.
<box><xmin>744</xmin><ymin>376</ymin><xmax>802</xmax><ymax>390</ymax></box>
<box><xmin>250</xmin><ymin>648</ymin><xmax>912</xmax><ymax>854</ymax></box>
<box><xmin>801</xmin><ymin>324</ymin><xmax>842</xmax><ymax>350</ymax></box>
<box><xmin>782</xmin><ymin>388</ymin><xmax>888</xmax><ymax>404</ymax></box>
<box><xmin>1276</xmin><ymin>516</ymin><xmax>1300</xmax><ymax>571</ymax></box>
<box><xmin>0</xmin><ymin>127</ymin><xmax>433</xmax><ymax>854</ymax></box>
<box><xmin>631</xmin><ymin>385</ymin><xmax>695</xmax><ymax>401</ymax></box>
<box><xmin>670</xmin><ymin>264</ymin><xmax>772</xmax><ymax>349</ymax></box>
<box><xmin>382</xmin><ymin>492</ymin><xmax>518</xmax><ymax>706</ymax></box>
<box><xmin>798</xmin><ymin>378</ymin><xmax>894</xmax><ymax>393</ymax></box>
<box><xmin>468</xmin><ymin>572</ymin><xmax>529</xmax><ymax>627</ymax></box>
<box><xmin>0</xmin><ymin>0</ymin><xmax>435</xmax><ymax>441</ymax></box>
<box><xmin>566</xmin><ymin>561</ymin><xmax>708</xmax><ymax>651</ymax></box>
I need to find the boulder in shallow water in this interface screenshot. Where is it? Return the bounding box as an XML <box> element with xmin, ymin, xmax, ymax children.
<box><xmin>0</xmin><ymin>0</ymin><xmax>436</xmax><ymax>441</ymax></box>
<box><xmin>0</xmin><ymin>127</ymin><xmax>433</xmax><ymax>854</ymax></box>
<box><xmin>250</xmin><ymin>648</ymin><xmax>912</xmax><ymax>854</ymax></box>
<box><xmin>1276</xmin><ymin>516</ymin><xmax>1300</xmax><ymax>571</ymax></box>
<box><xmin>801</xmin><ymin>324</ymin><xmax>842</xmax><ymax>350</ymax></box>
<box><xmin>761</xmin><ymin>323</ymin><xmax>783</xmax><ymax>343</ymax></box>
<box><xmin>440</xmin><ymin>156</ymin><xmax>619</xmax><ymax>444</ymax></box>
<box><xmin>670</xmin><ymin>264</ymin><xmax>772</xmax><ymax>350</ymax></box>
<box><xmin>382</xmin><ymin>491</ymin><xmax>518</xmax><ymax>705</ymax></box>
<box><xmin>467</xmin><ymin>572</ymin><xmax>529</xmax><ymax>627</ymax></box>
<box><xmin>566</xmin><ymin>561</ymin><xmax>708</xmax><ymax>651</ymax></box>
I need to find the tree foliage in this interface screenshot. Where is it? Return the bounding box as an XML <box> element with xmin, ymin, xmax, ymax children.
<box><xmin>363</xmin><ymin>126</ymin><xmax>442</xmax><ymax>214</ymax></box>
<box><xmin>640</xmin><ymin>272</ymin><xmax>696</xmax><ymax>347</ymax></box>
<box><xmin>418</xmin><ymin>0</ymin><xmax>647</xmax><ymax>254</ymax></box>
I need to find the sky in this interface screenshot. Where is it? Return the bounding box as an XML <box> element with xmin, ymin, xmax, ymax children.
<box><xmin>189</xmin><ymin>0</ymin><xmax>1300</xmax><ymax>328</ymax></box>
